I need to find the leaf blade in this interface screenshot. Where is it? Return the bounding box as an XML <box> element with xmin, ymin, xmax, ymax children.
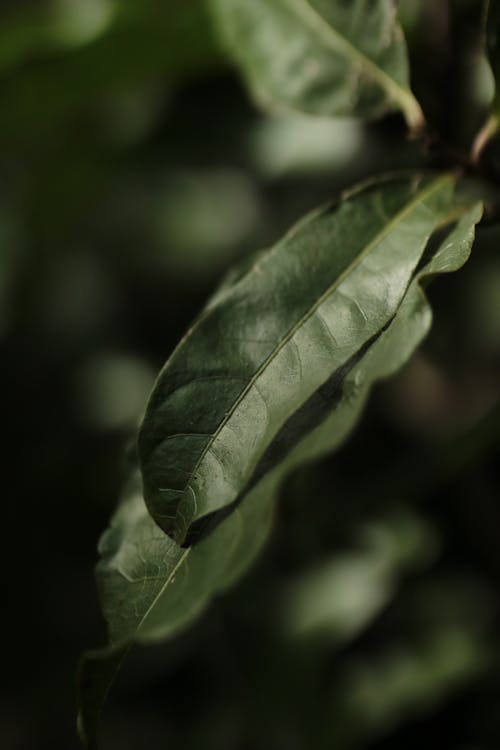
<box><xmin>78</xmin><ymin>200</ymin><xmax>482</xmax><ymax>747</ymax></box>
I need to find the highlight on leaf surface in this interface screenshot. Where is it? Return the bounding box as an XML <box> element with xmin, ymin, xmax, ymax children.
<box><xmin>209</xmin><ymin>0</ymin><xmax>424</xmax><ymax>130</ymax></box>
<box><xmin>138</xmin><ymin>172</ymin><xmax>481</xmax><ymax>547</ymax></box>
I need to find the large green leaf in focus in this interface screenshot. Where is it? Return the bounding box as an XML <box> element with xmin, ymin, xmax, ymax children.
<box><xmin>138</xmin><ymin>173</ymin><xmax>473</xmax><ymax>546</ymax></box>
<box><xmin>209</xmin><ymin>0</ymin><xmax>424</xmax><ymax>129</ymax></box>
<box><xmin>77</xmin><ymin>199</ymin><xmax>481</xmax><ymax>747</ymax></box>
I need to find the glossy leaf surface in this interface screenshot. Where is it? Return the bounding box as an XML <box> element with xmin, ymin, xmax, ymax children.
<box><xmin>209</xmin><ymin>0</ymin><xmax>424</xmax><ymax>128</ymax></box>
<box><xmin>78</xmin><ymin>199</ymin><xmax>482</xmax><ymax>747</ymax></box>
<box><xmin>139</xmin><ymin>173</ymin><xmax>466</xmax><ymax>546</ymax></box>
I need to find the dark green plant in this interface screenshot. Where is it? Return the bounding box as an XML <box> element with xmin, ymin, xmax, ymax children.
<box><xmin>78</xmin><ymin>1</ymin><xmax>500</xmax><ymax>746</ymax></box>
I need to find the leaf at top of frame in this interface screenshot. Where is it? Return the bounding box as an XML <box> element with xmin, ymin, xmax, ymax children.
<box><xmin>209</xmin><ymin>0</ymin><xmax>424</xmax><ymax>129</ymax></box>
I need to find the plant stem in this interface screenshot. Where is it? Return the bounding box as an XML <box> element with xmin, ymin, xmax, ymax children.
<box><xmin>403</xmin><ymin>94</ymin><xmax>427</xmax><ymax>138</ymax></box>
<box><xmin>471</xmin><ymin>113</ymin><xmax>500</xmax><ymax>164</ymax></box>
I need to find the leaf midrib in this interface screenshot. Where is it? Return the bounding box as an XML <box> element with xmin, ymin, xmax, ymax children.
<box><xmin>79</xmin><ymin>546</ymin><xmax>191</xmax><ymax>746</ymax></box>
<box><xmin>175</xmin><ymin>173</ymin><xmax>453</xmax><ymax>525</ymax></box>
<box><xmin>125</xmin><ymin>495</ymin><xmax>250</xmax><ymax>637</ymax></box>
<box><xmin>132</xmin><ymin>547</ymin><xmax>191</xmax><ymax>640</ymax></box>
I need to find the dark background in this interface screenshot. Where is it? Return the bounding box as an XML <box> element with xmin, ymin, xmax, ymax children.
<box><xmin>1</xmin><ymin>1</ymin><xmax>499</xmax><ymax>748</ymax></box>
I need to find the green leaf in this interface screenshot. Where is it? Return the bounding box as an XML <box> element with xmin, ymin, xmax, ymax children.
<box><xmin>98</xmin><ymin>472</ymin><xmax>275</xmax><ymax>644</ymax></box>
<box><xmin>78</xmin><ymin>198</ymin><xmax>482</xmax><ymax>746</ymax></box>
<box><xmin>209</xmin><ymin>0</ymin><xmax>424</xmax><ymax>130</ymax></box>
<box><xmin>138</xmin><ymin>173</ymin><xmax>476</xmax><ymax>547</ymax></box>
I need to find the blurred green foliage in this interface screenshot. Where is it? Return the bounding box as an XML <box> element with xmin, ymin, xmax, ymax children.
<box><xmin>1</xmin><ymin>1</ymin><xmax>499</xmax><ymax>749</ymax></box>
